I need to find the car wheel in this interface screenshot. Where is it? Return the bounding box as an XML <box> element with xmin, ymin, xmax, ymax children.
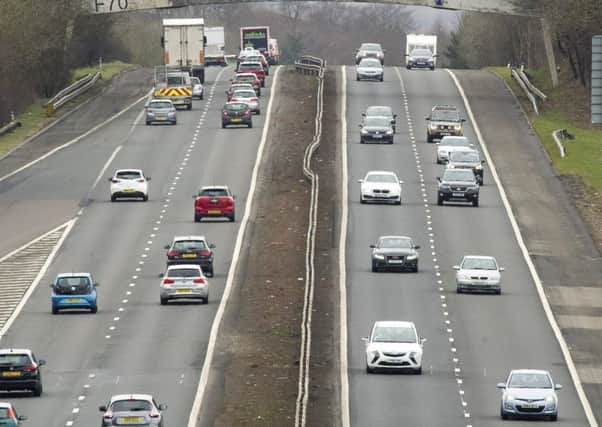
<box><xmin>145</xmin><ymin>120</ymin><xmax>151</xmax><ymax>125</ymax></box>
<box><xmin>248</xmin><ymin>122</ymin><xmax>253</xmax><ymax>128</ymax></box>
<box><xmin>229</xmin><ymin>211</ymin><xmax>235</xmax><ymax>222</ymax></box>
<box><xmin>360</xmin><ymin>138</ymin><xmax>364</xmax><ymax>144</ymax></box>
<box><xmin>90</xmin><ymin>306</ymin><xmax>98</xmax><ymax>314</ymax></box>
<box><xmin>550</xmin><ymin>414</ymin><xmax>558</xmax><ymax>421</ymax></box>
<box><xmin>414</xmin><ymin>367</ymin><xmax>422</xmax><ymax>375</ymax></box>
<box><xmin>437</xmin><ymin>196</ymin><xmax>443</xmax><ymax>206</ymax></box>
<box><xmin>52</xmin><ymin>306</ymin><xmax>59</xmax><ymax>315</ymax></box>
<box><xmin>172</xmin><ymin>120</ymin><xmax>177</xmax><ymax>125</ymax></box>
<box><xmin>32</xmin><ymin>382</ymin><xmax>42</xmax><ymax>397</ymax></box>
<box><xmin>371</xmin><ymin>262</ymin><xmax>378</xmax><ymax>273</ymax></box>
<box><xmin>222</xmin><ymin>123</ymin><xmax>226</xmax><ymax>129</ymax></box>
<box><xmin>200</xmin><ymin>94</ymin><xmax>204</xmax><ymax>100</ymax></box>
<box><xmin>187</xmin><ymin>103</ymin><xmax>192</xmax><ymax>110</ymax></box>
<box><xmin>413</xmin><ymin>264</ymin><xmax>418</xmax><ymax>273</ymax></box>
<box><xmin>160</xmin><ymin>297</ymin><xmax>168</xmax><ymax>305</ymax></box>
<box><xmin>206</xmin><ymin>268</ymin><xmax>214</xmax><ymax>278</ymax></box>
<box><xmin>436</xmin><ymin>157</ymin><xmax>442</xmax><ymax>164</ymax></box>
<box><xmin>110</xmin><ymin>195</ymin><xmax>117</xmax><ymax>202</ymax></box>
<box><xmin>407</xmin><ymin>66</ymin><xmax>411</xmax><ymax>70</ymax></box>
<box><xmin>194</xmin><ymin>214</ymin><xmax>202</xmax><ymax>223</ymax></box>
<box><xmin>457</xmin><ymin>286</ymin><xmax>463</xmax><ymax>294</ymax></box>
<box><xmin>472</xmin><ymin>198</ymin><xmax>479</xmax><ymax>207</ymax></box>
<box><xmin>356</xmin><ymin>75</ymin><xmax>360</xmax><ymax>81</ymax></box>
<box><xmin>143</xmin><ymin>194</ymin><xmax>148</xmax><ymax>202</ymax></box>
<box><xmin>360</xmin><ymin>194</ymin><xmax>366</xmax><ymax>204</ymax></box>
<box><xmin>495</xmin><ymin>288</ymin><xmax>502</xmax><ymax>295</ymax></box>
<box><xmin>431</xmin><ymin>67</ymin><xmax>435</xmax><ymax>71</ymax></box>
<box><xmin>427</xmin><ymin>134</ymin><xmax>433</xmax><ymax>143</ymax></box>
<box><xmin>501</xmin><ymin>407</ymin><xmax>509</xmax><ymax>420</ymax></box>
<box><xmin>261</xmin><ymin>81</ymin><xmax>265</xmax><ymax>88</ymax></box>
<box><xmin>379</xmin><ymin>76</ymin><xmax>383</xmax><ymax>82</ymax></box>
<box><xmin>257</xmin><ymin>89</ymin><xmax>261</xmax><ymax>96</ymax></box>
<box><xmin>366</xmin><ymin>365</ymin><xmax>374</xmax><ymax>374</ymax></box>
<box><xmin>256</xmin><ymin>110</ymin><xmax>261</xmax><ymax>115</ymax></box>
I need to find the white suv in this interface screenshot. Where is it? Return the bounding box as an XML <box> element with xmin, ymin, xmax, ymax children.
<box><xmin>363</xmin><ymin>321</ymin><xmax>425</xmax><ymax>374</ymax></box>
<box><xmin>109</xmin><ymin>169</ymin><xmax>150</xmax><ymax>202</ymax></box>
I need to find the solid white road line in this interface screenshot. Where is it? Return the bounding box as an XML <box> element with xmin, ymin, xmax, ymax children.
<box><xmin>186</xmin><ymin>66</ymin><xmax>282</xmax><ymax>427</ymax></box>
<box><xmin>446</xmin><ymin>69</ymin><xmax>598</xmax><ymax>427</ymax></box>
<box><xmin>0</xmin><ymin>219</ymin><xmax>76</xmax><ymax>339</ymax></box>
<box><xmin>339</xmin><ymin>66</ymin><xmax>351</xmax><ymax>427</ymax></box>
<box><xmin>0</xmin><ymin>89</ymin><xmax>153</xmax><ymax>185</ymax></box>
<box><xmin>90</xmin><ymin>145</ymin><xmax>122</xmax><ymax>193</ymax></box>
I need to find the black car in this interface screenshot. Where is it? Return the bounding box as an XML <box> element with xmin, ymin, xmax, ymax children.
<box><xmin>165</xmin><ymin>236</ymin><xmax>215</xmax><ymax>277</ymax></box>
<box><xmin>370</xmin><ymin>236</ymin><xmax>420</xmax><ymax>272</ymax></box>
<box><xmin>447</xmin><ymin>148</ymin><xmax>485</xmax><ymax>185</ymax></box>
<box><xmin>0</xmin><ymin>349</ymin><xmax>45</xmax><ymax>396</ymax></box>
<box><xmin>222</xmin><ymin>102</ymin><xmax>253</xmax><ymax>128</ymax></box>
<box><xmin>359</xmin><ymin>116</ymin><xmax>394</xmax><ymax>144</ymax></box>
<box><xmin>437</xmin><ymin>168</ymin><xmax>480</xmax><ymax>207</ymax></box>
<box><xmin>406</xmin><ymin>48</ymin><xmax>436</xmax><ymax>70</ymax></box>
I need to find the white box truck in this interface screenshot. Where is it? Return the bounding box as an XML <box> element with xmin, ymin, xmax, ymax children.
<box><xmin>405</xmin><ymin>34</ymin><xmax>437</xmax><ymax>70</ymax></box>
<box><xmin>205</xmin><ymin>26</ymin><xmax>227</xmax><ymax>66</ymax></box>
<box><xmin>162</xmin><ymin>18</ymin><xmax>206</xmax><ymax>83</ymax></box>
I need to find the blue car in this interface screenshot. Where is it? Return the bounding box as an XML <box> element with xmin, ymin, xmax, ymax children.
<box><xmin>50</xmin><ymin>273</ymin><xmax>98</xmax><ymax>314</ymax></box>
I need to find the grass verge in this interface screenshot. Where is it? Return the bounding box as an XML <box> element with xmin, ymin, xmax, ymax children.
<box><xmin>0</xmin><ymin>61</ymin><xmax>134</xmax><ymax>158</ymax></box>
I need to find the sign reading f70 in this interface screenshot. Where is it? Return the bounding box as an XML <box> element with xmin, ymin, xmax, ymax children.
<box><xmin>91</xmin><ymin>0</ymin><xmax>173</xmax><ymax>13</ymax></box>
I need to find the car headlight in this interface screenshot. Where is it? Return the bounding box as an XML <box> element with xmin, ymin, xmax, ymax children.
<box><xmin>406</xmin><ymin>254</ymin><xmax>417</xmax><ymax>260</ymax></box>
<box><xmin>430</xmin><ymin>123</ymin><xmax>438</xmax><ymax>130</ymax></box>
<box><xmin>475</xmin><ymin>164</ymin><xmax>483</xmax><ymax>170</ymax></box>
<box><xmin>147</xmin><ymin>111</ymin><xmax>155</xmax><ymax>116</ymax></box>
<box><xmin>505</xmin><ymin>394</ymin><xmax>515</xmax><ymax>402</ymax></box>
<box><xmin>545</xmin><ymin>396</ymin><xmax>556</xmax><ymax>409</ymax></box>
<box><xmin>168</xmin><ymin>111</ymin><xmax>176</xmax><ymax>116</ymax></box>
<box><xmin>367</xmin><ymin>349</ymin><xmax>379</xmax><ymax>361</ymax></box>
<box><xmin>373</xmin><ymin>254</ymin><xmax>385</xmax><ymax>260</ymax></box>
<box><xmin>439</xmin><ymin>184</ymin><xmax>450</xmax><ymax>190</ymax></box>
<box><xmin>386</xmin><ymin>130</ymin><xmax>393</xmax><ymax>135</ymax></box>
<box><xmin>447</xmin><ymin>164</ymin><xmax>456</xmax><ymax>169</ymax></box>
<box><xmin>361</xmin><ymin>129</ymin><xmax>368</xmax><ymax>135</ymax></box>
<box><xmin>455</xmin><ymin>124</ymin><xmax>462</xmax><ymax>129</ymax></box>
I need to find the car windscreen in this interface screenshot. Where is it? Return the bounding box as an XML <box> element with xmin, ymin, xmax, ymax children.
<box><xmin>358</xmin><ymin>59</ymin><xmax>381</xmax><ymax>68</ymax></box>
<box><xmin>167</xmin><ymin>268</ymin><xmax>201</xmax><ymax>278</ymax></box>
<box><xmin>372</xmin><ymin>326</ymin><xmax>416</xmax><ymax>343</ymax></box>
<box><xmin>236</xmin><ymin>75</ymin><xmax>255</xmax><ymax>82</ymax></box>
<box><xmin>366</xmin><ymin>174</ymin><xmax>397</xmax><ymax>183</ymax></box>
<box><xmin>379</xmin><ymin>238</ymin><xmax>412</xmax><ymax>249</ymax></box>
<box><xmin>462</xmin><ymin>258</ymin><xmax>496</xmax><ymax>270</ymax></box>
<box><xmin>0</xmin><ymin>354</ymin><xmax>31</xmax><ymax>367</ymax></box>
<box><xmin>149</xmin><ymin>102</ymin><xmax>172</xmax><ymax>109</ymax></box>
<box><xmin>411</xmin><ymin>49</ymin><xmax>433</xmax><ymax>57</ymax></box>
<box><xmin>0</xmin><ymin>408</ymin><xmax>10</xmax><ymax>418</ymax></box>
<box><xmin>509</xmin><ymin>373</ymin><xmax>552</xmax><ymax>389</ymax></box>
<box><xmin>364</xmin><ymin>117</ymin><xmax>391</xmax><ymax>127</ymax></box>
<box><xmin>225</xmin><ymin>103</ymin><xmax>247</xmax><ymax>111</ymax></box>
<box><xmin>233</xmin><ymin>90</ymin><xmax>255</xmax><ymax>98</ymax></box>
<box><xmin>199</xmin><ymin>189</ymin><xmax>229</xmax><ymax>197</ymax></box>
<box><xmin>360</xmin><ymin>43</ymin><xmax>382</xmax><ymax>51</ymax></box>
<box><xmin>450</xmin><ymin>151</ymin><xmax>480</xmax><ymax>163</ymax></box>
<box><xmin>366</xmin><ymin>107</ymin><xmax>392</xmax><ymax>117</ymax></box>
<box><xmin>55</xmin><ymin>276</ymin><xmax>92</xmax><ymax>294</ymax></box>
<box><xmin>116</xmin><ymin>171</ymin><xmax>142</xmax><ymax>180</ymax></box>
<box><xmin>443</xmin><ymin>170</ymin><xmax>474</xmax><ymax>182</ymax></box>
<box><xmin>111</xmin><ymin>400</ymin><xmax>152</xmax><ymax>412</ymax></box>
<box><xmin>431</xmin><ymin>110</ymin><xmax>461</xmax><ymax>121</ymax></box>
<box><xmin>173</xmin><ymin>240</ymin><xmax>207</xmax><ymax>251</ymax></box>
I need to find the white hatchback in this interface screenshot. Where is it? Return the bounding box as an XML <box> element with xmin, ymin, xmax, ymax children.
<box><xmin>109</xmin><ymin>169</ymin><xmax>150</xmax><ymax>202</ymax></box>
<box><xmin>363</xmin><ymin>321</ymin><xmax>425</xmax><ymax>374</ymax></box>
<box><xmin>359</xmin><ymin>171</ymin><xmax>402</xmax><ymax>205</ymax></box>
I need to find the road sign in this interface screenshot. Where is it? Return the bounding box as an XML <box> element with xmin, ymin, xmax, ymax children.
<box><xmin>593</xmin><ymin>36</ymin><xmax>602</xmax><ymax>125</ymax></box>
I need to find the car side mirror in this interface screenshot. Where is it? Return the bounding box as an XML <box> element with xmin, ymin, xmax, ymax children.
<box><xmin>499</xmin><ymin>267</ymin><xmax>505</xmax><ymax>272</ymax></box>
<box><xmin>159</xmin><ymin>403</ymin><xmax>168</xmax><ymax>410</ymax></box>
<box><xmin>146</xmin><ymin>176</ymin><xmax>151</xmax><ymax>181</ymax></box>
<box><xmin>358</xmin><ymin>179</ymin><xmax>364</xmax><ymax>183</ymax></box>
<box><xmin>164</xmin><ymin>245</ymin><xmax>170</xmax><ymax>250</ymax></box>
<box><xmin>436</xmin><ymin>177</ymin><xmax>441</xmax><ymax>182</ymax></box>
<box><xmin>399</xmin><ymin>180</ymin><xmax>404</xmax><ymax>184</ymax></box>
<box><xmin>18</xmin><ymin>415</ymin><xmax>27</xmax><ymax>421</ymax></box>
<box><xmin>361</xmin><ymin>337</ymin><xmax>369</xmax><ymax>343</ymax></box>
<box><xmin>496</xmin><ymin>383</ymin><xmax>506</xmax><ymax>389</ymax></box>
<box><xmin>94</xmin><ymin>283</ymin><xmax>100</xmax><ymax>287</ymax></box>
<box><xmin>462</xmin><ymin>118</ymin><xmax>467</xmax><ymax>122</ymax></box>
<box><xmin>404</xmin><ymin>53</ymin><xmax>409</xmax><ymax>56</ymax></box>
<box><xmin>481</xmin><ymin>160</ymin><xmax>486</xmax><ymax>164</ymax></box>
<box><xmin>554</xmin><ymin>384</ymin><xmax>562</xmax><ymax>390</ymax></box>
<box><xmin>38</xmin><ymin>359</ymin><xmax>46</xmax><ymax>366</ymax></box>
<box><xmin>393</xmin><ymin>114</ymin><xmax>398</xmax><ymax>118</ymax></box>
<box><xmin>420</xmin><ymin>337</ymin><xmax>427</xmax><ymax>345</ymax></box>
<box><xmin>358</xmin><ymin>124</ymin><xmax>363</xmax><ymax>128</ymax></box>
<box><xmin>391</xmin><ymin>119</ymin><xmax>396</xmax><ymax>124</ymax></box>
<box><xmin>369</xmin><ymin>244</ymin><xmax>376</xmax><ymax>248</ymax></box>
<box><xmin>361</xmin><ymin>113</ymin><xmax>366</xmax><ymax>117</ymax></box>
<box><xmin>425</xmin><ymin>117</ymin><xmax>430</xmax><ymax>121</ymax></box>
<box><xmin>209</xmin><ymin>244</ymin><xmax>216</xmax><ymax>249</ymax></box>
<box><xmin>99</xmin><ymin>405</ymin><xmax>107</xmax><ymax>412</ymax></box>
<box><xmin>433</xmin><ymin>54</ymin><xmax>439</xmax><ymax>57</ymax></box>
<box><xmin>453</xmin><ymin>265</ymin><xmax>460</xmax><ymax>270</ymax></box>
<box><xmin>414</xmin><ymin>245</ymin><xmax>420</xmax><ymax>250</ymax></box>
<box><xmin>107</xmin><ymin>177</ymin><xmax>113</xmax><ymax>182</ymax></box>
<box><xmin>158</xmin><ymin>273</ymin><xmax>164</xmax><ymax>278</ymax></box>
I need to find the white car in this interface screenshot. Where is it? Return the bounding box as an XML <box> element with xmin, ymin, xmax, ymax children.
<box><xmin>359</xmin><ymin>171</ymin><xmax>402</xmax><ymax>205</ymax></box>
<box><xmin>159</xmin><ymin>264</ymin><xmax>208</xmax><ymax>305</ymax></box>
<box><xmin>454</xmin><ymin>255</ymin><xmax>503</xmax><ymax>294</ymax></box>
<box><xmin>436</xmin><ymin>136</ymin><xmax>473</xmax><ymax>164</ymax></box>
<box><xmin>191</xmin><ymin>77</ymin><xmax>204</xmax><ymax>100</ymax></box>
<box><xmin>363</xmin><ymin>321</ymin><xmax>425</xmax><ymax>374</ymax></box>
<box><xmin>109</xmin><ymin>169</ymin><xmax>150</xmax><ymax>202</ymax></box>
<box><xmin>356</xmin><ymin>58</ymin><xmax>384</xmax><ymax>82</ymax></box>
<box><xmin>231</xmin><ymin>88</ymin><xmax>260</xmax><ymax>114</ymax></box>
<box><xmin>498</xmin><ymin>369</ymin><xmax>561</xmax><ymax>421</ymax></box>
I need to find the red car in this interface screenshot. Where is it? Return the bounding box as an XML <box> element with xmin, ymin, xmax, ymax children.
<box><xmin>194</xmin><ymin>186</ymin><xmax>235</xmax><ymax>222</ymax></box>
<box><xmin>232</xmin><ymin>73</ymin><xmax>261</xmax><ymax>96</ymax></box>
<box><xmin>237</xmin><ymin>61</ymin><xmax>265</xmax><ymax>87</ymax></box>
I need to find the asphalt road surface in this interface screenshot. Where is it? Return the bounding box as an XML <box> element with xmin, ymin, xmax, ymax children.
<box><xmin>343</xmin><ymin>66</ymin><xmax>590</xmax><ymax>426</ymax></box>
<box><xmin>0</xmin><ymin>65</ymin><xmax>274</xmax><ymax>426</ymax></box>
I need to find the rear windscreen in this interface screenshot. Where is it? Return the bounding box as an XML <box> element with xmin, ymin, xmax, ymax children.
<box><xmin>200</xmin><ymin>189</ymin><xmax>229</xmax><ymax>197</ymax></box>
<box><xmin>0</xmin><ymin>354</ymin><xmax>30</xmax><ymax>366</ymax></box>
<box><xmin>167</xmin><ymin>268</ymin><xmax>201</xmax><ymax>278</ymax></box>
<box><xmin>116</xmin><ymin>171</ymin><xmax>142</xmax><ymax>180</ymax></box>
<box><xmin>55</xmin><ymin>277</ymin><xmax>91</xmax><ymax>295</ymax></box>
<box><xmin>111</xmin><ymin>400</ymin><xmax>152</xmax><ymax>412</ymax></box>
<box><xmin>173</xmin><ymin>240</ymin><xmax>207</xmax><ymax>251</ymax></box>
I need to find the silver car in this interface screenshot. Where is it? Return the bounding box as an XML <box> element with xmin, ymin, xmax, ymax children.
<box><xmin>99</xmin><ymin>394</ymin><xmax>166</xmax><ymax>426</ymax></box>
<box><xmin>454</xmin><ymin>255</ymin><xmax>503</xmax><ymax>294</ymax></box>
<box><xmin>159</xmin><ymin>264</ymin><xmax>209</xmax><ymax>305</ymax></box>
<box><xmin>191</xmin><ymin>77</ymin><xmax>204</xmax><ymax>100</ymax></box>
<box><xmin>145</xmin><ymin>99</ymin><xmax>177</xmax><ymax>125</ymax></box>
<box><xmin>363</xmin><ymin>105</ymin><xmax>397</xmax><ymax>133</ymax></box>
<box><xmin>498</xmin><ymin>369</ymin><xmax>561</xmax><ymax>421</ymax></box>
<box><xmin>436</xmin><ymin>136</ymin><xmax>472</xmax><ymax>164</ymax></box>
<box><xmin>356</xmin><ymin>58</ymin><xmax>384</xmax><ymax>82</ymax></box>
<box><xmin>231</xmin><ymin>89</ymin><xmax>260</xmax><ymax>114</ymax></box>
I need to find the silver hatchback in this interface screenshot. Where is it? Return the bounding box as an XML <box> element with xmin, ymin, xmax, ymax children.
<box><xmin>159</xmin><ymin>264</ymin><xmax>208</xmax><ymax>305</ymax></box>
<box><xmin>145</xmin><ymin>99</ymin><xmax>177</xmax><ymax>125</ymax></box>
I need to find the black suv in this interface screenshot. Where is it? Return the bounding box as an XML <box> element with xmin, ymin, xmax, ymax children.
<box><xmin>426</xmin><ymin>105</ymin><xmax>465</xmax><ymax>142</ymax></box>
<box><xmin>447</xmin><ymin>148</ymin><xmax>485</xmax><ymax>185</ymax></box>
<box><xmin>0</xmin><ymin>349</ymin><xmax>45</xmax><ymax>396</ymax></box>
<box><xmin>165</xmin><ymin>236</ymin><xmax>215</xmax><ymax>277</ymax></box>
<box><xmin>437</xmin><ymin>168</ymin><xmax>480</xmax><ymax>207</ymax></box>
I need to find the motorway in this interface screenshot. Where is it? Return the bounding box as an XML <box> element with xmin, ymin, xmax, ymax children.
<box><xmin>343</xmin><ymin>66</ymin><xmax>590</xmax><ymax>426</ymax></box>
<box><xmin>0</xmin><ymin>65</ymin><xmax>274</xmax><ymax>426</ymax></box>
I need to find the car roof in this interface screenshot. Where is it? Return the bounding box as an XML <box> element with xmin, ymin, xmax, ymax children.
<box><xmin>432</xmin><ymin>105</ymin><xmax>458</xmax><ymax>111</ymax></box>
<box><xmin>166</xmin><ymin>264</ymin><xmax>203</xmax><ymax>270</ymax></box>
<box><xmin>56</xmin><ymin>272</ymin><xmax>92</xmax><ymax>278</ymax></box>
<box><xmin>373</xmin><ymin>320</ymin><xmax>415</xmax><ymax>328</ymax></box>
<box><xmin>0</xmin><ymin>348</ymin><xmax>32</xmax><ymax>356</ymax></box>
<box><xmin>149</xmin><ymin>99</ymin><xmax>173</xmax><ymax>104</ymax></box>
<box><xmin>240</xmin><ymin>61</ymin><xmax>262</xmax><ymax>65</ymax></box>
<box><xmin>509</xmin><ymin>369</ymin><xmax>551</xmax><ymax>376</ymax></box>
<box><xmin>173</xmin><ymin>236</ymin><xmax>207</xmax><ymax>242</ymax></box>
<box><xmin>110</xmin><ymin>394</ymin><xmax>154</xmax><ymax>402</ymax></box>
<box><xmin>114</xmin><ymin>169</ymin><xmax>143</xmax><ymax>174</ymax></box>
<box><xmin>366</xmin><ymin>170</ymin><xmax>397</xmax><ymax>176</ymax></box>
<box><xmin>379</xmin><ymin>235</ymin><xmax>412</xmax><ymax>240</ymax></box>
<box><xmin>359</xmin><ymin>58</ymin><xmax>381</xmax><ymax>63</ymax></box>
<box><xmin>200</xmin><ymin>185</ymin><xmax>229</xmax><ymax>191</ymax></box>
<box><xmin>462</xmin><ymin>255</ymin><xmax>496</xmax><ymax>260</ymax></box>
<box><xmin>366</xmin><ymin>106</ymin><xmax>392</xmax><ymax>112</ymax></box>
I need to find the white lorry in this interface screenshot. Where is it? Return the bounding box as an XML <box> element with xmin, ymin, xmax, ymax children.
<box><xmin>405</xmin><ymin>34</ymin><xmax>438</xmax><ymax>70</ymax></box>
<box><xmin>162</xmin><ymin>18</ymin><xmax>206</xmax><ymax>83</ymax></box>
<box><xmin>205</xmin><ymin>26</ymin><xmax>227</xmax><ymax>66</ymax></box>
<box><xmin>268</xmin><ymin>38</ymin><xmax>280</xmax><ymax>65</ymax></box>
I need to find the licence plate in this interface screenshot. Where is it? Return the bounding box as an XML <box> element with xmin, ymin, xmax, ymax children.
<box><xmin>65</xmin><ymin>298</ymin><xmax>82</xmax><ymax>303</ymax></box>
<box><xmin>522</xmin><ymin>403</ymin><xmax>539</xmax><ymax>408</ymax></box>
<box><xmin>176</xmin><ymin>289</ymin><xmax>192</xmax><ymax>294</ymax></box>
<box><xmin>120</xmin><ymin>416</ymin><xmax>143</xmax><ymax>423</ymax></box>
<box><xmin>452</xmin><ymin>192</ymin><xmax>464</xmax><ymax>197</ymax></box>
<box><xmin>208</xmin><ymin>209</ymin><xmax>221</xmax><ymax>214</ymax></box>
<box><xmin>231</xmin><ymin>118</ymin><xmax>242</xmax><ymax>122</ymax></box>
<box><xmin>372</xmin><ymin>135</ymin><xmax>382</xmax><ymax>139</ymax></box>
<box><xmin>182</xmin><ymin>253</ymin><xmax>197</xmax><ymax>258</ymax></box>
<box><xmin>123</xmin><ymin>189</ymin><xmax>135</xmax><ymax>192</ymax></box>
<box><xmin>2</xmin><ymin>371</ymin><xmax>21</xmax><ymax>377</ymax></box>
<box><xmin>388</xmin><ymin>260</ymin><xmax>403</xmax><ymax>264</ymax></box>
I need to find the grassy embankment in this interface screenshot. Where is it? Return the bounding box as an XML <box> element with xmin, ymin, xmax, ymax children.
<box><xmin>491</xmin><ymin>67</ymin><xmax>602</xmax><ymax>192</ymax></box>
<box><xmin>0</xmin><ymin>61</ymin><xmax>133</xmax><ymax>158</ymax></box>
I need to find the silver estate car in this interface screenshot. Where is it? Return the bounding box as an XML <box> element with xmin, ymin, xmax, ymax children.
<box><xmin>159</xmin><ymin>264</ymin><xmax>209</xmax><ymax>305</ymax></box>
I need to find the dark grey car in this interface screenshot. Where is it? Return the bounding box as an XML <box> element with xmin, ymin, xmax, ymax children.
<box><xmin>406</xmin><ymin>48</ymin><xmax>436</xmax><ymax>70</ymax></box>
<box><xmin>370</xmin><ymin>236</ymin><xmax>420</xmax><ymax>272</ymax></box>
<box><xmin>363</xmin><ymin>106</ymin><xmax>397</xmax><ymax>133</ymax></box>
<box><xmin>447</xmin><ymin>148</ymin><xmax>485</xmax><ymax>185</ymax></box>
<box><xmin>437</xmin><ymin>168</ymin><xmax>480</xmax><ymax>207</ymax></box>
<box><xmin>359</xmin><ymin>116</ymin><xmax>394</xmax><ymax>144</ymax></box>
